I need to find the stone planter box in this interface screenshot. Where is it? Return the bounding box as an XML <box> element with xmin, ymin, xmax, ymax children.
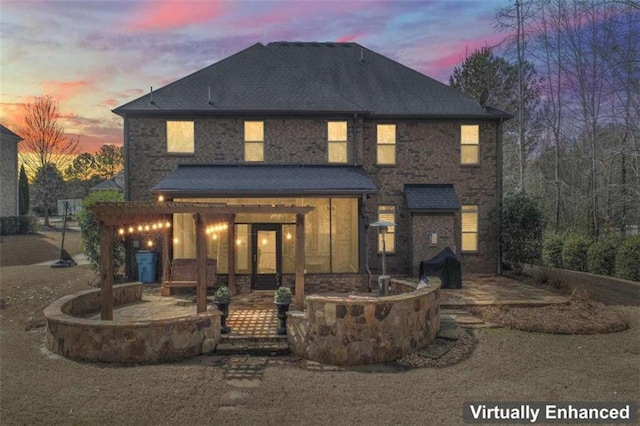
<box><xmin>44</xmin><ymin>283</ymin><xmax>221</xmax><ymax>363</ymax></box>
<box><xmin>286</xmin><ymin>278</ymin><xmax>440</xmax><ymax>365</ymax></box>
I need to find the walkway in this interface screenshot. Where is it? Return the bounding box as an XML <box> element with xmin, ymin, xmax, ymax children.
<box><xmin>440</xmin><ymin>274</ymin><xmax>569</xmax><ymax>307</ymax></box>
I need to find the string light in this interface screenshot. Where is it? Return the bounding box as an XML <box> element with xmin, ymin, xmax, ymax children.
<box><xmin>118</xmin><ymin>228</ymin><xmax>125</xmax><ymax>235</ymax></box>
<box><xmin>147</xmin><ymin>240</ymin><xmax>154</xmax><ymax>247</ymax></box>
<box><xmin>157</xmin><ymin>195</ymin><xmax>165</xmax><ymax>202</ymax></box>
<box><xmin>128</xmin><ymin>226</ymin><xmax>134</xmax><ymax>233</ymax></box>
<box><xmin>212</xmin><ymin>234</ymin><xmax>218</xmax><ymax>240</ymax></box>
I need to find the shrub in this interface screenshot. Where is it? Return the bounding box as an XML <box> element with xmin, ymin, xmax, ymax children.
<box><xmin>587</xmin><ymin>239</ymin><xmax>617</xmax><ymax>276</ymax></box>
<box><xmin>214</xmin><ymin>286</ymin><xmax>232</xmax><ymax>303</ymax></box>
<box><xmin>0</xmin><ymin>215</ymin><xmax>38</xmax><ymax>235</ymax></box>
<box><xmin>542</xmin><ymin>233</ymin><xmax>563</xmax><ymax>268</ymax></box>
<box><xmin>615</xmin><ymin>236</ymin><xmax>640</xmax><ymax>281</ymax></box>
<box><xmin>77</xmin><ymin>190</ymin><xmax>125</xmax><ymax>274</ymax></box>
<box><xmin>562</xmin><ymin>234</ymin><xmax>592</xmax><ymax>272</ymax></box>
<box><xmin>274</xmin><ymin>286</ymin><xmax>293</xmax><ymax>304</ymax></box>
<box><xmin>499</xmin><ymin>193</ymin><xmax>544</xmax><ymax>273</ymax></box>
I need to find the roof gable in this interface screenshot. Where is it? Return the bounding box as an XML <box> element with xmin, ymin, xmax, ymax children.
<box><xmin>0</xmin><ymin>124</ymin><xmax>22</xmax><ymax>142</ymax></box>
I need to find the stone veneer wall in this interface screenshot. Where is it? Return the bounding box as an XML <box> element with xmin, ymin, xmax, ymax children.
<box><xmin>286</xmin><ymin>278</ymin><xmax>440</xmax><ymax>365</ymax></box>
<box><xmin>45</xmin><ymin>283</ymin><xmax>221</xmax><ymax>363</ymax></box>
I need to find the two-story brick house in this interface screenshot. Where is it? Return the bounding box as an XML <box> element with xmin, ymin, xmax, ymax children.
<box><xmin>114</xmin><ymin>42</ymin><xmax>509</xmax><ymax>293</ymax></box>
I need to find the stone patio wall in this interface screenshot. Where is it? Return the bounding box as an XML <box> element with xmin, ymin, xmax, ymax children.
<box><xmin>45</xmin><ymin>283</ymin><xmax>222</xmax><ymax>363</ymax></box>
<box><xmin>286</xmin><ymin>278</ymin><xmax>440</xmax><ymax>365</ymax></box>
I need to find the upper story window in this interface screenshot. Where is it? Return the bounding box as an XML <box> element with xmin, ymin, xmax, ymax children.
<box><xmin>377</xmin><ymin>205</ymin><xmax>396</xmax><ymax>253</ymax></box>
<box><xmin>244</xmin><ymin>121</ymin><xmax>264</xmax><ymax>162</ymax></box>
<box><xmin>167</xmin><ymin>121</ymin><xmax>194</xmax><ymax>153</ymax></box>
<box><xmin>461</xmin><ymin>124</ymin><xmax>479</xmax><ymax>164</ymax></box>
<box><xmin>461</xmin><ymin>204</ymin><xmax>479</xmax><ymax>252</ymax></box>
<box><xmin>328</xmin><ymin>121</ymin><xmax>348</xmax><ymax>163</ymax></box>
<box><xmin>377</xmin><ymin>124</ymin><xmax>396</xmax><ymax>165</ymax></box>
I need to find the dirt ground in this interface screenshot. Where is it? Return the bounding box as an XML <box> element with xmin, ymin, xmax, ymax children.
<box><xmin>0</xmin><ymin>235</ymin><xmax>639</xmax><ymax>425</ymax></box>
<box><xmin>0</xmin><ymin>229</ymin><xmax>83</xmax><ymax>267</ymax></box>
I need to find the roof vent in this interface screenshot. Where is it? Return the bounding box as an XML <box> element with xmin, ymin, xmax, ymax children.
<box><xmin>208</xmin><ymin>86</ymin><xmax>214</xmax><ymax>105</ymax></box>
<box><xmin>149</xmin><ymin>86</ymin><xmax>155</xmax><ymax>105</ymax></box>
<box><xmin>360</xmin><ymin>48</ymin><xmax>364</xmax><ymax>62</ymax></box>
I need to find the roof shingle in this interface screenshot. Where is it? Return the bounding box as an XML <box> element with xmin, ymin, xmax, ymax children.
<box><xmin>404</xmin><ymin>184</ymin><xmax>460</xmax><ymax>211</ymax></box>
<box><xmin>114</xmin><ymin>42</ymin><xmax>509</xmax><ymax>119</ymax></box>
<box><xmin>152</xmin><ymin>164</ymin><xmax>377</xmax><ymax>196</ymax></box>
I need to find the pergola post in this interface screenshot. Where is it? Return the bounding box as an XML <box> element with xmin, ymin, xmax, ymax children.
<box><xmin>227</xmin><ymin>214</ymin><xmax>236</xmax><ymax>295</ymax></box>
<box><xmin>100</xmin><ymin>222</ymin><xmax>114</xmax><ymax>320</ymax></box>
<box><xmin>162</xmin><ymin>219</ymin><xmax>170</xmax><ymax>283</ymax></box>
<box><xmin>195</xmin><ymin>214</ymin><xmax>207</xmax><ymax>313</ymax></box>
<box><xmin>295</xmin><ymin>213</ymin><xmax>305</xmax><ymax>308</ymax></box>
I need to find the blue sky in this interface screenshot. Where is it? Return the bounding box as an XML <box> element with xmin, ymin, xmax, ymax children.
<box><xmin>0</xmin><ymin>0</ymin><xmax>509</xmax><ymax>152</ymax></box>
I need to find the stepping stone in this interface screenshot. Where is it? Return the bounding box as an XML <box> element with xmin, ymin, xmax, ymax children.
<box><xmin>220</xmin><ymin>390</ymin><xmax>249</xmax><ymax>406</ymax></box>
<box><xmin>417</xmin><ymin>339</ymin><xmax>456</xmax><ymax>359</ymax></box>
<box><xmin>455</xmin><ymin>316</ymin><xmax>484</xmax><ymax>325</ymax></box>
<box><xmin>439</xmin><ymin>317</ymin><xmax>458</xmax><ymax>330</ymax></box>
<box><xmin>437</xmin><ymin>328</ymin><xmax>460</xmax><ymax>341</ymax></box>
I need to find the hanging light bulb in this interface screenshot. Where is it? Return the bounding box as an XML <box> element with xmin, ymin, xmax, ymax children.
<box><xmin>147</xmin><ymin>240</ymin><xmax>154</xmax><ymax>247</ymax></box>
<box><xmin>128</xmin><ymin>226</ymin><xmax>134</xmax><ymax>233</ymax></box>
<box><xmin>144</xmin><ymin>225</ymin><xmax>150</xmax><ymax>231</ymax></box>
<box><xmin>137</xmin><ymin>225</ymin><xmax>143</xmax><ymax>232</ymax></box>
<box><xmin>118</xmin><ymin>228</ymin><xmax>125</xmax><ymax>235</ymax></box>
<box><xmin>157</xmin><ymin>195</ymin><xmax>165</xmax><ymax>202</ymax></box>
<box><xmin>152</xmin><ymin>224</ymin><xmax>157</xmax><ymax>230</ymax></box>
<box><xmin>212</xmin><ymin>234</ymin><xmax>218</xmax><ymax>240</ymax></box>
<box><xmin>236</xmin><ymin>239</ymin><xmax>242</xmax><ymax>246</ymax></box>
<box><xmin>262</xmin><ymin>238</ymin><xmax>268</xmax><ymax>245</ymax></box>
<box><xmin>165</xmin><ymin>222</ymin><xmax>171</xmax><ymax>228</ymax></box>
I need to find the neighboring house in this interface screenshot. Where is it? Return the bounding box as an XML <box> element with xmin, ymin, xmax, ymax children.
<box><xmin>0</xmin><ymin>124</ymin><xmax>22</xmax><ymax>217</ymax></box>
<box><xmin>90</xmin><ymin>170</ymin><xmax>124</xmax><ymax>192</ymax></box>
<box><xmin>114</xmin><ymin>42</ymin><xmax>510</xmax><ymax>293</ymax></box>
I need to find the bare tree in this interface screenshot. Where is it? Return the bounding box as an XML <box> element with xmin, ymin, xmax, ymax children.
<box><xmin>18</xmin><ymin>95</ymin><xmax>79</xmax><ymax>178</ymax></box>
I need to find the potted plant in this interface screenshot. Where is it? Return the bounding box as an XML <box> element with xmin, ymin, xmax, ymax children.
<box><xmin>213</xmin><ymin>286</ymin><xmax>232</xmax><ymax>334</ymax></box>
<box><xmin>274</xmin><ymin>286</ymin><xmax>293</xmax><ymax>335</ymax></box>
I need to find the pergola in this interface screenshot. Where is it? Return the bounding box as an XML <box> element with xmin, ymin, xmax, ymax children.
<box><xmin>89</xmin><ymin>201</ymin><xmax>314</xmax><ymax>320</ymax></box>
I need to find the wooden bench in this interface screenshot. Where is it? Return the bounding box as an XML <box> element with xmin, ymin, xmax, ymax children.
<box><xmin>161</xmin><ymin>258</ymin><xmax>217</xmax><ymax>296</ymax></box>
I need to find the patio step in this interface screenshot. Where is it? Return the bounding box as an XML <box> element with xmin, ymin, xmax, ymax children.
<box><xmin>216</xmin><ymin>336</ymin><xmax>290</xmax><ymax>356</ymax></box>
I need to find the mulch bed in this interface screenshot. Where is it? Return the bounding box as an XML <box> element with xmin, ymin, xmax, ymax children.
<box><xmin>468</xmin><ymin>299</ymin><xmax>629</xmax><ymax>334</ymax></box>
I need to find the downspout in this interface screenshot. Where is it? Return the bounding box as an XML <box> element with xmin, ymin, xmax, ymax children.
<box><xmin>496</xmin><ymin>118</ymin><xmax>504</xmax><ymax>275</ymax></box>
<box><xmin>352</xmin><ymin>113</ymin><xmax>358</xmax><ymax>165</ymax></box>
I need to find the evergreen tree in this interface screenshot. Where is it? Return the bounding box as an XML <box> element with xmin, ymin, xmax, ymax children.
<box><xmin>18</xmin><ymin>164</ymin><xmax>29</xmax><ymax>215</ymax></box>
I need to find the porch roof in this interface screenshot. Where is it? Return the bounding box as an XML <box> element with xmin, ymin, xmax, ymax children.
<box><xmin>88</xmin><ymin>201</ymin><xmax>314</xmax><ymax>226</ymax></box>
<box><xmin>404</xmin><ymin>184</ymin><xmax>460</xmax><ymax>212</ymax></box>
<box><xmin>152</xmin><ymin>164</ymin><xmax>377</xmax><ymax>197</ymax></box>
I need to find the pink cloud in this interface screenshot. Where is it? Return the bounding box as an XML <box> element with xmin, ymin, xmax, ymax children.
<box><xmin>335</xmin><ymin>33</ymin><xmax>367</xmax><ymax>43</ymax></box>
<box><xmin>127</xmin><ymin>0</ymin><xmax>227</xmax><ymax>32</ymax></box>
<box><xmin>42</xmin><ymin>80</ymin><xmax>92</xmax><ymax>104</ymax></box>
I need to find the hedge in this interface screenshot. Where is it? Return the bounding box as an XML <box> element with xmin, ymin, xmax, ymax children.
<box><xmin>587</xmin><ymin>239</ymin><xmax>617</xmax><ymax>276</ymax></box>
<box><xmin>615</xmin><ymin>236</ymin><xmax>640</xmax><ymax>281</ymax></box>
<box><xmin>562</xmin><ymin>234</ymin><xmax>592</xmax><ymax>272</ymax></box>
<box><xmin>0</xmin><ymin>215</ymin><xmax>39</xmax><ymax>235</ymax></box>
<box><xmin>542</xmin><ymin>233</ymin><xmax>563</xmax><ymax>268</ymax></box>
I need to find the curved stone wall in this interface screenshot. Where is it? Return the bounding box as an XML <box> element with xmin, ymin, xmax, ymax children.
<box><xmin>44</xmin><ymin>283</ymin><xmax>221</xmax><ymax>363</ymax></box>
<box><xmin>286</xmin><ymin>279</ymin><xmax>440</xmax><ymax>365</ymax></box>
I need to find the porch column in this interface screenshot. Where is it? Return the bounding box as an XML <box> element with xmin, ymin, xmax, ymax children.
<box><xmin>162</xmin><ymin>220</ymin><xmax>170</xmax><ymax>283</ymax></box>
<box><xmin>227</xmin><ymin>214</ymin><xmax>236</xmax><ymax>294</ymax></box>
<box><xmin>100</xmin><ymin>222</ymin><xmax>114</xmax><ymax>320</ymax></box>
<box><xmin>195</xmin><ymin>214</ymin><xmax>208</xmax><ymax>313</ymax></box>
<box><xmin>295</xmin><ymin>213</ymin><xmax>305</xmax><ymax>307</ymax></box>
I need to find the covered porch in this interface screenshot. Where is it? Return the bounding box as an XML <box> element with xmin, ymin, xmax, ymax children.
<box><xmin>89</xmin><ymin>201</ymin><xmax>314</xmax><ymax>320</ymax></box>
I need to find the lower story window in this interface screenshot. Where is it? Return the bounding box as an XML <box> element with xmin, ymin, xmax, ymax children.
<box><xmin>377</xmin><ymin>205</ymin><xmax>396</xmax><ymax>253</ymax></box>
<box><xmin>461</xmin><ymin>205</ymin><xmax>478</xmax><ymax>252</ymax></box>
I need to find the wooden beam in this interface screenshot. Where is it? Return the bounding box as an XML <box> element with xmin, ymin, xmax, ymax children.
<box><xmin>227</xmin><ymin>214</ymin><xmax>236</xmax><ymax>295</ymax></box>
<box><xmin>295</xmin><ymin>213</ymin><xmax>305</xmax><ymax>307</ymax></box>
<box><xmin>162</xmin><ymin>226</ymin><xmax>170</xmax><ymax>283</ymax></box>
<box><xmin>100</xmin><ymin>223</ymin><xmax>114</xmax><ymax>320</ymax></box>
<box><xmin>89</xmin><ymin>202</ymin><xmax>314</xmax><ymax>225</ymax></box>
<box><xmin>195</xmin><ymin>214</ymin><xmax>208</xmax><ymax>313</ymax></box>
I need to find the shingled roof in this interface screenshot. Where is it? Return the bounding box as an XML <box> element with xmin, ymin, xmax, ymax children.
<box><xmin>114</xmin><ymin>42</ymin><xmax>509</xmax><ymax>119</ymax></box>
<box><xmin>0</xmin><ymin>124</ymin><xmax>22</xmax><ymax>141</ymax></box>
<box><xmin>404</xmin><ymin>184</ymin><xmax>460</xmax><ymax>212</ymax></box>
<box><xmin>152</xmin><ymin>164</ymin><xmax>377</xmax><ymax>196</ymax></box>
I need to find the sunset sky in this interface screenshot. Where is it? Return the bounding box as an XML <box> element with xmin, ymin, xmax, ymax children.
<box><xmin>1</xmin><ymin>0</ymin><xmax>509</xmax><ymax>153</ymax></box>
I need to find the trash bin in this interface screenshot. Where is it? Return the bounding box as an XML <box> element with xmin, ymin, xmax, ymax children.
<box><xmin>135</xmin><ymin>250</ymin><xmax>157</xmax><ymax>283</ymax></box>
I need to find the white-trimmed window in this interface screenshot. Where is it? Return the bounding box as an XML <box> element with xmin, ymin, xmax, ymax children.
<box><xmin>244</xmin><ymin>121</ymin><xmax>264</xmax><ymax>162</ymax></box>
<box><xmin>377</xmin><ymin>205</ymin><xmax>396</xmax><ymax>253</ymax></box>
<box><xmin>377</xmin><ymin>124</ymin><xmax>396</xmax><ymax>165</ymax></box>
<box><xmin>328</xmin><ymin>121</ymin><xmax>347</xmax><ymax>163</ymax></box>
<box><xmin>167</xmin><ymin>121</ymin><xmax>194</xmax><ymax>153</ymax></box>
<box><xmin>461</xmin><ymin>204</ymin><xmax>478</xmax><ymax>252</ymax></box>
<box><xmin>461</xmin><ymin>124</ymin><xmax>479</xmax><ymax>164</ymax></box>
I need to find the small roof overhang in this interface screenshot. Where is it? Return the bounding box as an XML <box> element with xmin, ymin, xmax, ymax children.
<box><xmin>404</xmin><ymin>184</ymin><xmax>460</xmax><ymax>212</ymax></box>
<box><xmin>152</xmin><ymin>164</ymin><xmax>378</xmax><ymax>197</ymax></box>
